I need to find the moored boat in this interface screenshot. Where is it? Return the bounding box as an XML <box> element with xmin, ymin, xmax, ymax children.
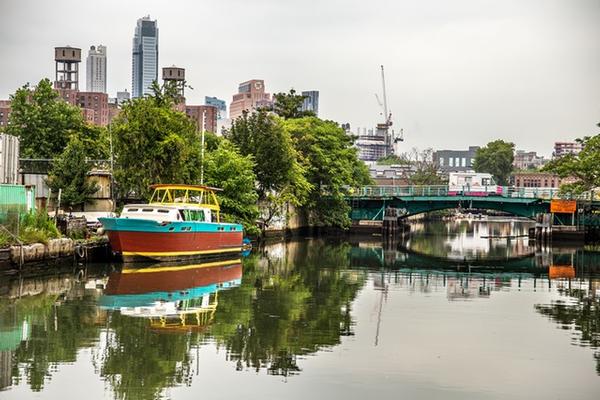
<box><xmin>99</xmin><ymin>184</ymin><xmax>244</xmax><ymax>262</ymax></box>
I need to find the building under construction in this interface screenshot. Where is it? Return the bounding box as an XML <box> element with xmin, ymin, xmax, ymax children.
<box><xmin>355</xmin><ymin>65</ymin><xmax>401</xmax><ymax>163</ymax></box>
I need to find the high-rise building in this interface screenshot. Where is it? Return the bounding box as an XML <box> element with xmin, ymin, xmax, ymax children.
<box><xmin>205</xmin><ymin>96</ymin><xmax>227</xmax><ymax>119</ymax></box>
<box><xmin>553</xmin><ymin>141</ymin><xmax>583</xmax><ymax>158</ymax></box>
<box><xmin>132</xmin><ymin>16</ymin><xmax>159</xmax><ymax>98</ymax></box>
<box><xmin>229</xmin><ymin>79</ymin><xmax>271</xmax><ymax>120</ymax></box>
<box><xmin>301</xmin><ymin>90</ymin><xmax>319</xmax><ymax>116</ymax></box>
<box><xmin>86</xmin><ymin>45</ymin><xmax>107</xmax><ymax>93</ymax></box>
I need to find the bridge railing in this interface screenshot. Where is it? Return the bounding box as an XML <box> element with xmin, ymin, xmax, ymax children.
<box><xmin>349</xmin><ymin>185</ymin><xmax>598</xmax><ymax>200</ymax></box>
<box><xmin>352</xmin><ymin>185</ymin><xmax>448</xmax><ymax>197</ymax></box>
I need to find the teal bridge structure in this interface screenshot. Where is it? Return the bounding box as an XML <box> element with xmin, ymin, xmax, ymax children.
<box><xmin>347</xmin><ymin>186</ymin><xmax>600</xmax><ymax>222</ymax></box>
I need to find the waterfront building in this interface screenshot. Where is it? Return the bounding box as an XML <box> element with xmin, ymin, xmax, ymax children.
<box><xmin>301</xmin><ymin>90</ymin><xmax>319</xmax><ymax>116</ymax></box>
<box><xmin>513</xmin><ymin>150</ymin><xmax>547</xmax><ymax>171</ymax></box>
<box><xmin>229</xmin><ymin>79</ymin><xmax>271</xmax><ymax>120</ymax></box>
<box><xmin>433</xmin><ymin>146</ymin><xmax>480</xmax><ymax>172</ymax></box>
<box><xmin>511</xmin><ymin>171</ymin><xmax>576</xmax><ymax>188</ymax></box>
<box><xmin>186</xmin><ymin>105</ymin><xmax>218</xmax><ymax>133</ymax></box>
<box><xmin>132</xmin><ymin>16</ymin><xmax>159</xmax><ymax>98</ymax></box>
<box><xmin>86</xmin><ymin>45</ymin><xmax>107</xmax><ymax>93</ymax></box>
<box><xmin>205</xmin><ymin>96</ymin><xmax>227</xmax><ymax>120</ymax></box>
<box><xmin>76</xmin><ymin>92</ymin><xmax>109</xmax><ymax>126</ymax></box>
<box><xmin>0</xmin><ymin>100</ymin><xmax>10</xmax><ymax>128</ymax></box>
<box><xmin>553</xmin><ymin>141</ymin><xmax>583</xmax><ymax>158</ymax></box>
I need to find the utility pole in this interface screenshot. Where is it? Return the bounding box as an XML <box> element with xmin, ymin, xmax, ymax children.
<box><xmin>200</xmin><ymin>109</ymin><xmax>206</xmax><ymax>185</ymax></box>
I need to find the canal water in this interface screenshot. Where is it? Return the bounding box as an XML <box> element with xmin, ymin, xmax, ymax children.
<box><xmin>1</xmin><ymin>219</ymin><xmax>599</xmax><ymax>399</ymax></box>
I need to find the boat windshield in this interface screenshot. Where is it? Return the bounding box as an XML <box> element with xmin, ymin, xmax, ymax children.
<box><xmin>149</xmin><ymin>185</ymin><xmax>221</xmax><ymax>222</ymax></box>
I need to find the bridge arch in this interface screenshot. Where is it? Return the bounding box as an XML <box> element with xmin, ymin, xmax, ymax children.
<box><xmin>350</xmin><ymin>196</ymin><xmax>550</xmax><ymax>220</ymax></box>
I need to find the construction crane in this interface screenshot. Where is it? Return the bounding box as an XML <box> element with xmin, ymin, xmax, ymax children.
<box><xmin>375</xmin><ymin>65</ymin><xmax>403</xmax><ymax>143</ymax></box>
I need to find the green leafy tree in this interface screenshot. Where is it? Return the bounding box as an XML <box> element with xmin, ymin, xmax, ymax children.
<box><xmin>283</xmin><ymin>117</ymin><xmax>372</xmax><ymax>228</ymax></box>
<box><xmin>204</xmin><ymin>140</ymin><xmax>260</xmax><ymax>235</ymax></box>
<box><xmin>472</xmin><ymin>140</ymin><xmax>515</xmax><ymax>185</ymax></box>
<box><xmin>227</xmin><ymin>110</ymin><xmax>311</xmax><ymax>220</ymax></box>
<box><xmin>273</xmin><ymin>89</ymin><xmax>315</xmax><ymax>119</ymax></box>
<box><xmin>544</xmin><ymin>134</ymin><xmax>600</xmax><ymax>195</ymax></box>
<box><xmin>5</xmin><ymin>79</ymin><xmax>86</xmax><ymax>158</ymax></box>
<box><xmin>110</xmin><ymin>86</ymin><xmax>202</xmax><ymax>199</ymax></box>
<box><xmin>46</xmin><ymin>136</ymin><xmax>99</xmax><ymax>208</ymax></box>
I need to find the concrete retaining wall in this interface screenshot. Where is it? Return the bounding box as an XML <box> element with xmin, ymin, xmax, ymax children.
<box><xmin>10</xmin><ymin>238</ymin><xmax>74</xmax><ymax>264</ymax></box>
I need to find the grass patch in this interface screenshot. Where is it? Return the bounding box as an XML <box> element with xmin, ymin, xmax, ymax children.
<box><xmin>18</xmin><ymin>210</ymin><xmax>61</xmax><ymax>245</ymax></box>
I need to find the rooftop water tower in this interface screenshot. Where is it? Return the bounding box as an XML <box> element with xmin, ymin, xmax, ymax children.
<box><xmin>54</xmin><ymin>46</ymin><xmax>81</xmax><ymax>90</ymax></box>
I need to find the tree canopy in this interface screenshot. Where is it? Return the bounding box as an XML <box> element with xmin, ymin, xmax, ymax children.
<box><xmin>110</xmin><ymin>86</ymin><xmax>202</xmax><ymax>199</ymax></box>
<box><xmin>46</xmin><ymin>136</ymin><xmax>99</xmax><ymax>208</ymax></box>
<box><xmin>472</xmin><ymin>140</ymin><xmax>515</xmax><ymax>185</ymax></box>
<box><xmin>543</xmin><ymin>134</ymin><xmax>600</xmax><ymax>194</ymax></box>
<box><xmin>203</xmin><ymin>140</ymin><xmax>260</xmax><ymax>235</ymax></box>
<box><xmin>273</xmin><ymin>89</ymin><xmax>315</xmax><ymax>119</ymax></box>
<box><xmin>227</xmin><ymin>110</ymin><xmax>310</xmax><ymax>205</ymax></box>
<box><xmin>283</xmin><ymin>117</ymin><xmax>371</xmax><ymax>228</ymax></box>
<box><xmin>5</xmin><ymin>78</ymin><xmax>91</xmax><ymax>159</ymax></box>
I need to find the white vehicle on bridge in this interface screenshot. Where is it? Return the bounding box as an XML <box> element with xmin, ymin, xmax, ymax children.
<box><xmin>448</xmin><ymin>172</ymin><xmax>502</xmax><ymax>196</ymax></box>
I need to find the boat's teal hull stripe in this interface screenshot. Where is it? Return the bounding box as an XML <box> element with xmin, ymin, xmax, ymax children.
<box><xmin>99</xmin><ymin>217</ymin><xmax>243</xmax><ymax>233</ymax></box>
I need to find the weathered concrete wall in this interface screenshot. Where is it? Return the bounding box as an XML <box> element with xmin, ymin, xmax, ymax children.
<box><xmin>9</xmin><ymin>238</ymin><xmax>73</xmax><ymax>264</ymax></box>
<box><xmin>260</xmin><ymin>202</ymin><xmax>309</xmax><ymax>236</ymax></box>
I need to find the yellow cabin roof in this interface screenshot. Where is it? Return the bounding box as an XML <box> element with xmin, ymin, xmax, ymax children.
<box><xmin>148</xmin><ymin>184</ymin><xmax>222</xmax><ymax>211</ymax></box>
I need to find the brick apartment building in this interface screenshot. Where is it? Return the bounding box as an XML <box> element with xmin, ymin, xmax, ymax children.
<box><xmin>0</xmin><ymin>100</ymin><xmax>11</xmax><ymax>128</ymax></box>
<box><xmin>186</xmin><ymin>105</ymin><xmax>218</xmax><ymax>133</ymax></box>
<box><xmin>512</xmin><ymin>171</ymin><xmax>576</xmax><ymax>188</ymax></box>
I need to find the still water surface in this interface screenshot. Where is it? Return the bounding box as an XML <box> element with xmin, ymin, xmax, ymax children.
<box><xmin>1</xmin><ymin>219</ymin><xmax>599</xmax><ymax>399</ymax></box>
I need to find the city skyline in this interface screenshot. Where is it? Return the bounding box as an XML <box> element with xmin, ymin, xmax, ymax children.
<box><xmin>0</xmin><ymin>0</ymin><xmax>598</xmax><ymax>156</ymax></box>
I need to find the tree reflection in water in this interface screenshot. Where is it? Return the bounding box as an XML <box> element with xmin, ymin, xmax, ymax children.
<box><xmin>535</xmin><ymin>282</ymin><xmax>600</xmax><ymax>375</ymax></box>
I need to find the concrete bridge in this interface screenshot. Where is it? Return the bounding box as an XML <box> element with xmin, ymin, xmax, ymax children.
<box><xmin>347</xmin><ymin>185</ymin><xmax>600</xmax><ymax>222</ymax></box>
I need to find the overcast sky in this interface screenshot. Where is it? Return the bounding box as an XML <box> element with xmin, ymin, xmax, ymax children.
<box><xmin>1</xmin><ymin>0</ymin><xmax>598</xmax><ymax>156</ymax></box>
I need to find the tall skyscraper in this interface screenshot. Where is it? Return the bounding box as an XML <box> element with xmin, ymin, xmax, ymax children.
<box><xmin>132</xmin><ymin>16</ymin><xmax>158</xmax><ymax>98</ymax></box>
<box><xmin>205</xmin><ymin>96</ymin><xmax>227</xmax><ymax>119</ymax></box>
<box><xmin>301</xmin><ymin>90</ymin><xmax>319</xmax><ymax>116</ymax></box>
<box><xmin>86</xmin><ymin>45</ymin><xmax>107</xmax><ymax>93</ymax></box>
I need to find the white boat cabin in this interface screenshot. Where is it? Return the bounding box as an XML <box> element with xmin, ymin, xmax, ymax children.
<box><xmin>120</xmin><ymin>205</ymin><xmax>213</xmax><ymax>223</ymax></box>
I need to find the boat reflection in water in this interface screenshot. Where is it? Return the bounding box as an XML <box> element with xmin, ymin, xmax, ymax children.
<box><xmin>99</xmin><ymin>258</ymin><xmax>242</xmax><ymax>332</ymax></box>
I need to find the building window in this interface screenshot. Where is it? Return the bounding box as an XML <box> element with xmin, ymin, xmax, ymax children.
<box><xmin>449</xmin><ymin>158</ymin><xmax>454</xmax><ymax>167</ymax></box>
<box><xmin>461</xmin><ymin>157</ymin><xmax>466</xmax><ymax>167</ymax></box>
<box><xmin>455</xmin><ymin>157</ymin><xmax>460</xmax><ymax>167</ymax></box>
<box><xmin>439</xmin><ymin>157</ymin><xmax>444</xmax><ymax>166</ymax></box>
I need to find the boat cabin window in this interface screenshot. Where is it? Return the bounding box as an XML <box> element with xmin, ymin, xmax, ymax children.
<box><xmin>157</xmin><ymin>209</ymin><xmax>169</xmax><ymax>214</ymax></box>
<box><xmin>142</xmin><ymin>208</ymin><xmax>154</xmax><ymax>212</ymax></box>
<box><xmin>126</xmin><ymin>208</ymin><xmax>138</xmax><ymax>212</ymax></box>
<box><xmin>180</xmin><ymin>209</ymin><xmax>206</xmax><ymax>222</ymax></box>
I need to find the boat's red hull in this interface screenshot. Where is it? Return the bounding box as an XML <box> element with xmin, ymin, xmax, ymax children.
<box><xmin>107</xmin><ymin>230</ymin><xmax>243</xmax><ymax>262</ymax></box>
<box><xmin>105</xmin><ymin>260</ymin><xmax>243</xmax><ymax>295</ymax></box>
